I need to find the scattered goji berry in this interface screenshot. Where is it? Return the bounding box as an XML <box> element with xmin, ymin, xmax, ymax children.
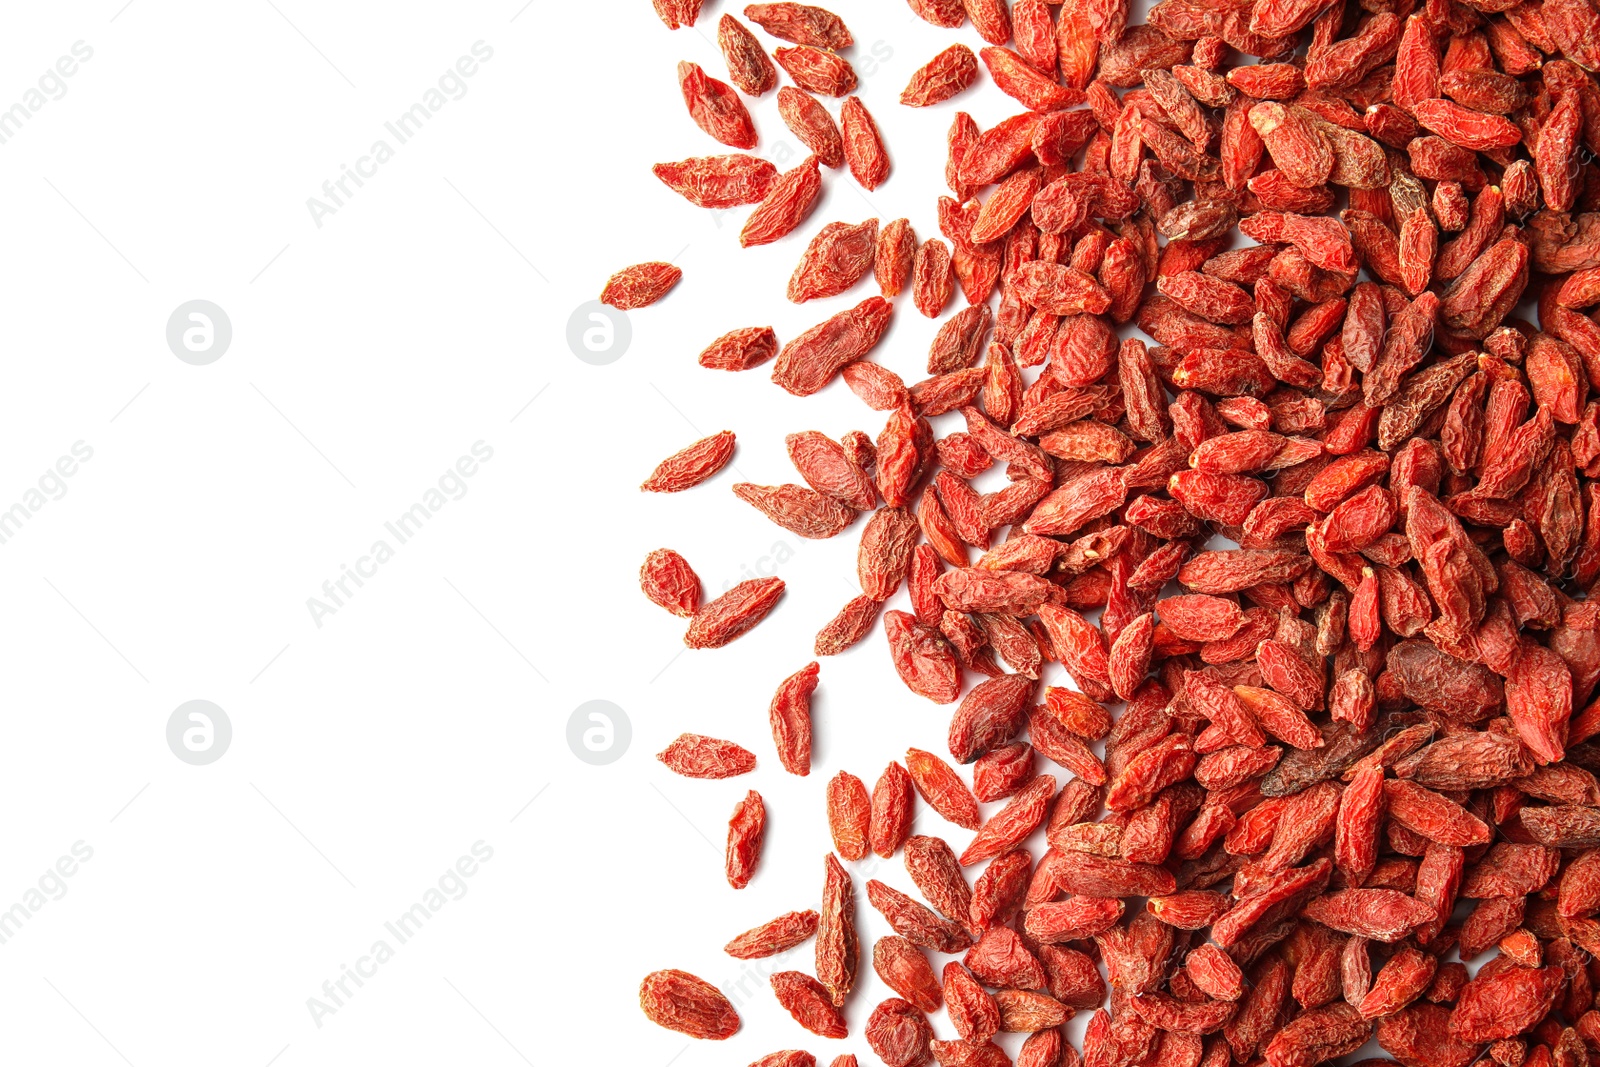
<box><xmin>628</xmin><ymin>8</ymin><xmax>1600</xmax><ymax>1062</ymax></box>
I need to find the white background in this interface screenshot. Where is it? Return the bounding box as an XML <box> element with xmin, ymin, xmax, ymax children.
<box><xmin>0</xmin><ymin>2</ymin><xmax>1145</xmax><ymax>1065</ymax></box>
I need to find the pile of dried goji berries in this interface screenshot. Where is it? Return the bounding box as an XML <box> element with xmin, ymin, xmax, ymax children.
<box><xmin>624</xmin><ymin>1</ymin><xmax>1600</xmax><ymax>1066</ymax></box>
